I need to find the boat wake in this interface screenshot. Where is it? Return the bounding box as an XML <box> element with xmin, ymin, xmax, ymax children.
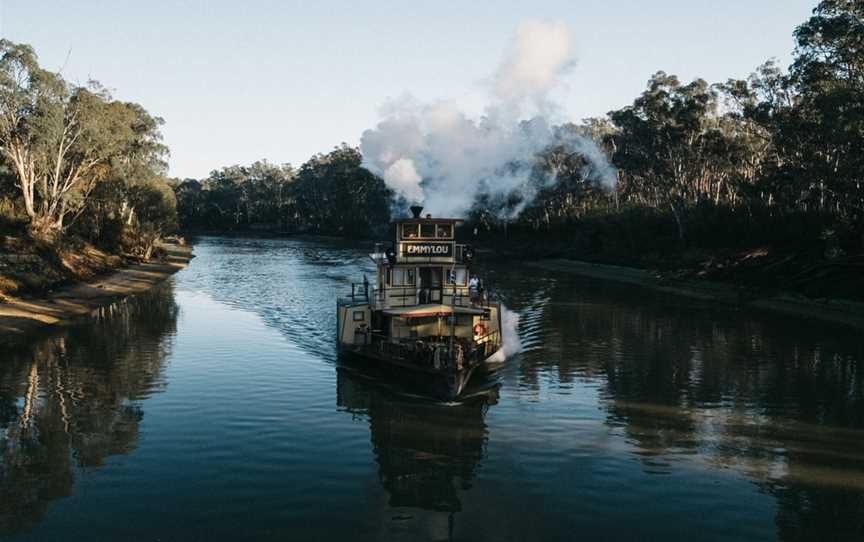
<box><xmin>488</xmin><ymin>304</ymin><xmax>523</xmax><ymax>363</ymax></box>
<box><xmin>177</xmin><ymin>237</ymin><xmax>375</xmax><ymax>361</ymax></box>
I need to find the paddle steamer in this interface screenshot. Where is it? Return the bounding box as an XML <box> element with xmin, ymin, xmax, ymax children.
<box><xmin>337</xmin><ymin>206</ymin><xmax>503</xmax><ymax>400</ymax></box>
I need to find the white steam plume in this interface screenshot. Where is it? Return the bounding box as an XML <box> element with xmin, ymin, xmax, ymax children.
<box><xmin>491</xmin><ymin>19</ymin><xmax>575</xmax><ymax>118</ymax></box>
<box><xmin>489</xmin><ymin>306</ymin><xmax>522</xmax><ymax>363</ymax></box>
<box><xmin>360</xmin><ymin>19</ymin><xmax>616</xmax><ymax>218</ymax></box>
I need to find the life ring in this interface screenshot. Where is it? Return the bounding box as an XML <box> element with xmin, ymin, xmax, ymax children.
<box><xmin>473</xmin><ymin>323</ymin><xmax>487</xmax><ymax>336</ymax></box>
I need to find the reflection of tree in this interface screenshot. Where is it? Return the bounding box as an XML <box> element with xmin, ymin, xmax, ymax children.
<box><xmin>773</xmin><ymin>483</ymin><xmax>864</xmax><ymax>541</ymax></box>
<box><xmin>0</xmin><ymin>284</ymin><xmax>178</xmax><ymax>535</ymax></box>
<box><xmin>493</xmin><ymin>267</ymin><xmax>864</xmax><ymax>540</ymax></box>
<box><xmin>336</xmin><ymin>368</ymin><xmax>493</xmax><ymax>513</ymax></box>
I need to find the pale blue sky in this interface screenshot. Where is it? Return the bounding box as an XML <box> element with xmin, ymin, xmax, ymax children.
<box><xmin>1</xmin><ymin>1</ymin><xmax>816</xmax><ymax>179</ymax></box>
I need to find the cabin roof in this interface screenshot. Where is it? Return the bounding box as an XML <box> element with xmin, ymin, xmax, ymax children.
<box><xmin>394</xmin><ymin>218</ymin><xmax>464</xmax><ymax>225</ymax></box>
<box><xmin>383</xmin><ymin>304</ymin><xmax>485</xmax><ymax>318</ymax></box>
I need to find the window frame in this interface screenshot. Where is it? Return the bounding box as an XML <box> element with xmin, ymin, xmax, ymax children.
<box><xmin>420</xmin><ymin>223</ymin><xmax>436</xmax><ymax>238</ymax></box>
<box><xmin>390</xmin><ymin>267</ymin><xmax>416</xmax><ymax>287</ymax></box>
<box><xmin>445</xmin><ymin>266</ymin><xmax>468</xmax><ymax>286</ymax></box>
<box><xmin>436</xmin><ymin>224</ymin><xmax>453</xmax><ymax>239</ymax></box>
<box><xmin>401</xmin><ymin>223</ymin><xmax>420</xmax><ymax>239</ymax></box>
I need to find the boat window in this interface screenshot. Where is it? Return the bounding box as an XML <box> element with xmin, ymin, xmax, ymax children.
<box><xmin>402</xmin><ymin>224</ymin><xmax>419</xmax><ymax>239</ymax></box>
<box><xmin>352</xmin><ymin>311</ymin><xmax>365</xmax><ymax>321</ymax></box>
<box><xmin>391</xmin><ymin>267</ymin><xmax>416</xmax><ymax>286</ymax></box>
<box><xmin>436</xmin><ymin>224</ymin><xmax>452</xmax><ymax>238</ymax></box>
<box><xmin>420</xmin><ymin>223</ymin><xmax>436</xmax><ymax>238</ymax></box>
<box><xmin>446</xmin><ymin>267</ymin><xmax>467</xmax><ymax>285</ymax></box>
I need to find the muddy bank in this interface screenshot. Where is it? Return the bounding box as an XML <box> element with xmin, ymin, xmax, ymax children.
<box><xmin>0</xmin><ymin>243</ymin><xmax>193</xmax><ymax>347</ymax></box>
<box><xmin>530</xmin><ymin>259</ymin><xmax>864</xmax><ymax>329</ymax></box>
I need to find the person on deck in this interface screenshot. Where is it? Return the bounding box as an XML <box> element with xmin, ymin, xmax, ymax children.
<box><xmin>468</xmin><ymin>276</ymin><xmax>479</xmax><ymax>303</ymax></box>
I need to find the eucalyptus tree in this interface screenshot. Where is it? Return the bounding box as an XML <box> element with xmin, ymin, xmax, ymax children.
<box><xmin>182</xmin><ymin>160</ymin><xmax>295</xmax><ymax>230</ymax></box>
<box><xmin>787</xmin><ymin>0</ymin><xmax>864</xmax><ymax>215</ymax></box>
<box><xmin>243</xmin><ymin>160</ymin><xmax>295</xmax><ymax>226</ymax></box>
<box><xmin>0</xmin><ymin>39</ymin><xmax>167</xmax><ymax>235</ymax></box>
<box><xmin>290</xmin><ymin>144</ymin><xmax>390</xmax><ymax>235</ymax></box>
<box><xmin>172</xmin><ymin>178</ymin><xmax>205</xmax><ymax>229</ymax></box>
<box><xmin>606</xmin><ymin>73</ymin><xmax>722</xmax><ymax>239</ymax></box>
<box><xmin>0</xmin><ymin>40</ymin><xmax>64</xmax><ymax>225</ymax></box>
<box><xmin>516</xmin><ymin>121</ymin><xmax>617</xmax><ymax>230</ymax></box>
<box><xmin>716</xmin><ymin>1</ymin><xmax>863</xmax><ymax>221</ymax></box>
<box><xmin>718</xmin><ymin>61</ymin><xmax>795</xmax><ymax>209</ymax></box>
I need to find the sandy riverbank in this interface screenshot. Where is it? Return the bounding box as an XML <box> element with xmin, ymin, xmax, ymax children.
<box><xmin>0</xmin><ymin>243</ymin><xmax>193</xmax><ymax>347</ymax></box>
<box><xmin>530</xmin><ymin>259</ymin><xmax>864</xmax><ymax>329</ymax></box>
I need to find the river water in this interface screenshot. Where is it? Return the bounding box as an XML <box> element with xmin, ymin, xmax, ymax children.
<box><xmin>1</xmin><ymin>236</ymin><xmax>862</xmax><ymax>541</ymax></box>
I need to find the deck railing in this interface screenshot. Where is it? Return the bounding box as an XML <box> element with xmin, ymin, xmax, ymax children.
<box><xmin>358</xmin><ymin>329</ymin><xmax>501</xmax><ymax>370</ymax></box>
<box><xmin>339</xmin><ymin>284</ymin><xmax>498</xmax><ymax>312</ymax></box>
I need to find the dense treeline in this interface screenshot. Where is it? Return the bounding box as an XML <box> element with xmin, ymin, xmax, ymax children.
<box><xmin>177</xmin><ymin>1</ymin><xmax>862</xmax><ymax>268</ymax></box>
<box><xmin>490</xmin><ymin>1</ymin><xmax>863</xmax><ymax>259</ymax></box>
<box><xmin>173</xmin><ymin>144</ymin><xmax>391</xmax><ymax>237</ymax></box>
<box><xmin>0</xmin><ymin>1</ymin><xmax>854</xmax><ymax>296</ymax></box>
<box><xmin>0</xmin><ymin>39</ymin><xmax>176</xmax><ymax>258</ymax></box>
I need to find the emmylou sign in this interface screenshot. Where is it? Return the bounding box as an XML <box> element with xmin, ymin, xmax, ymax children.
<box><xmin>402</xmin><ymin>242</ymin><xmax>453</xmax><ymax>258</ymax></box>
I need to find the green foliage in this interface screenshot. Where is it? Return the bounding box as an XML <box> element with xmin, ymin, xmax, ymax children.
<box><xmin>291</xmin><ymin>144</ymin><xmax>391</xmax><ymax>236</ymax></box>
<box><xmin>175</xmin><ymin>146</ymin><xmax>391</xmax><ymax>237</ymax></box>
<box><xmin>173</xmin><ymin>160</ymin><xmax>295</xmax><ymax>231</ymax></box>
<box><xmin>166</xmin><ymin>0</ymin><xmax>860</xmax><ymax>260</ymax></box>
<box><xmin>507</xmin><ymin>1</ymin><xmax>863</xmax><ymax>253</ymax></box>
<box><xmin>0</xmin><ymin>39</ymin><xmax>177</xmax><ymax>254</ymax></box>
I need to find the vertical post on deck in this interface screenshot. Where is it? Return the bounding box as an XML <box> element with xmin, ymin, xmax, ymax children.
<box><xmin>449</xmin><ymin>280</ymin><xmax>456</xmax><ymax>366</ymax></box>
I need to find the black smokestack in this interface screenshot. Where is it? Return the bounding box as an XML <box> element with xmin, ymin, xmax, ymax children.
<box><xmin>409</xmin><ymin>205</ymin><xmax>423</xmax><ymax>219</ymax></box>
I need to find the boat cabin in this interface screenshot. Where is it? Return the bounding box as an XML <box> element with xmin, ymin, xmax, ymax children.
<box><xmin>336</xmin><ymin>206</ymin><xmax>501</xmax><ymax>397</ymax></box>
<box><xmin>371</xmin><ymin>206</ymin><xmax>475</xmax><ymax>309</ymax></box>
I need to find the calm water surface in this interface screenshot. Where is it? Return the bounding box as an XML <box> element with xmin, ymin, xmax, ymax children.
<box><xmin>1</xmin><ymin>236</ymin><xmax>863</xmax><ymax>541</ymax></box>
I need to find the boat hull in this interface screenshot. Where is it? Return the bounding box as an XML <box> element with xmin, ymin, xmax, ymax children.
<box><xmin>337</xmin><ymin>345</ymin><xmax>495</xmax><ymax>401</ymax></box>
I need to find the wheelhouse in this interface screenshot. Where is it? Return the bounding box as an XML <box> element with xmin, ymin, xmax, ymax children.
<box><xmin>369</xmin><ymin>209</ymin><xmax>474</xmax><ymax>310</ymax></box>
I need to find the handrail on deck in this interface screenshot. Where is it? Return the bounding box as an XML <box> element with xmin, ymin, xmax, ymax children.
<box><xmin>340</xmin><ymin>279</ymin><xmax>499</xmax><ymax>312</ymax></box>
<box><xmin>361</xmin><ymin>328</ymin><xmax>502</xmax><ymax>369</ymax></box>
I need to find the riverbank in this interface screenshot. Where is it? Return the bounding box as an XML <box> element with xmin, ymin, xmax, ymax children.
<box><xmin>0</xmin><ymin>242</ymin><xmax>193</xmax><ymax>347</ymax></box>
<box><xmin>529</xmin><ymin>259</ymin><xmax>864</xmax><ymax>329</ymax></box>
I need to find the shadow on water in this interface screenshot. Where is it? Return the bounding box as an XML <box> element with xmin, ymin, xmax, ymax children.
<box><xmin>0</xmin><ymin>284</ymin><xmax>178</xmax><ymax>536</ymax></box>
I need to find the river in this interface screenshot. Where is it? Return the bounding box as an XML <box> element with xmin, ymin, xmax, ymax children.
<box><xmin>1</xmin><ymin>236</ymin><xmax>862</xmax><ymax>541</ymax></box>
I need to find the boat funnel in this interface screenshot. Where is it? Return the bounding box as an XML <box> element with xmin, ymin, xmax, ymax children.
<box><xmin>409</xmin><ymin>205</ymin><xmax>424</xmax><ymax>219</ymax></box>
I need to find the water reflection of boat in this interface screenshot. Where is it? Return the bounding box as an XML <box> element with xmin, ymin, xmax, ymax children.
<box><xmin>337</xmin><ymin>206</ymin><xmax>503</xmax><ymax>400</ymax></box>
<box><xmin>336</xmin><ymin>365</ymin><xmax>496</xmax><ymax>514</ymax></box>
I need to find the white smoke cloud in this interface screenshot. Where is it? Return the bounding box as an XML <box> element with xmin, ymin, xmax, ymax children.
<box><xmin>491</xmin><ymin>19</ymin><xmax>576</xmax><ymax>118</ymax></box>
<box><xmin>383</xmin><ymin>158</ymin><xmax>423</xmax><ymax>202</ymax></box>
<box><xmin>360</xmin><ymin>19</ymin><xmax>616</xmax><ymax>218</ymax></box>
<box><xmin>489</xmin><ymin>306</ymin><xmax>522</xmax><ymax>363</ymax></box>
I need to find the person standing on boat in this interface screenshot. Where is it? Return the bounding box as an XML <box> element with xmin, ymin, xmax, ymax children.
<box><xmin>469</xmin><ymin>275</ymin><xmax>479</xmax><ymax>303</ymax></box>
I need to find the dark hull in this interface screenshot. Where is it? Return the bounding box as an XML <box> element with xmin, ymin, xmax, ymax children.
<box><xmin>337</xmin><ymin>346</ymin><xmax>493</xmax><ymax>401</ymax></box>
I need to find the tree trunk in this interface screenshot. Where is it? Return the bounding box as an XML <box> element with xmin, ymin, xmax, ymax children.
<box><xmin>669</xmin><ymin>200</ymin><xmax>686</xmax><ymax>241</ymax></box>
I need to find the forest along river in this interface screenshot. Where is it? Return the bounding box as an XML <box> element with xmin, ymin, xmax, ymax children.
<box><xmin>1</xmin><ymin>236</ymin><xmax>862</xmax><ymax>541</ymax></box>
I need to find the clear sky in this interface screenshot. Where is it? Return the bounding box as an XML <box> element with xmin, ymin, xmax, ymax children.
<box><xmin>1</xmin><ymin>0</ymin><xmax>817</xmax><ymax>180</ymax></box>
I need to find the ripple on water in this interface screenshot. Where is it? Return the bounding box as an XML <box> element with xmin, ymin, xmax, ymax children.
<box><xmin>2</xmin><ymin>237</ymin><xmax>863</xmax><ymax>541</ymax></box>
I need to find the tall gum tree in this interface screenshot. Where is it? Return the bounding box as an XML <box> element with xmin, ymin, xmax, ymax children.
<box><xmin>0</xmin><ymin>40</ymin><xmax>141</xmax><ymax>234</ymax></box>
<box><xmin>0</xmin><ymin>40</ymin><xmax>51</xmax><ymax>221</ymax></box>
